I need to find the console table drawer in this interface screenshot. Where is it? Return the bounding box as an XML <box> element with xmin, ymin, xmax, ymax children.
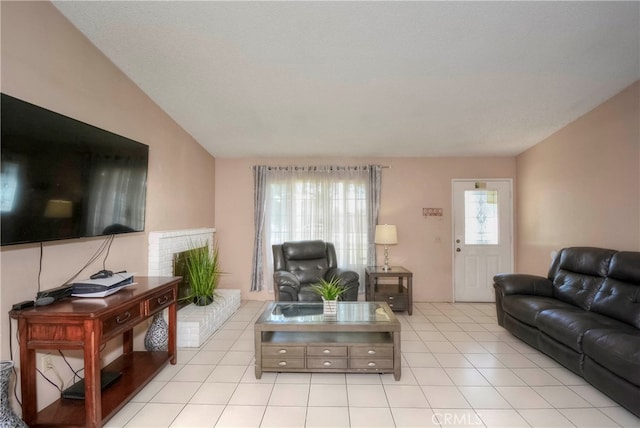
<box><xmin>146</xmin><ymin>290</ymin><xmax>176</xmax><ymax>314</ymax></box>
<box><xmin>262</xmin><ymin>358</ymin><xmax>305</xmax><ymax>369</ymax></box>
<box><xmin>307</xmin><ymin>357</ymin><xmax>348</xmax><ymax>369</ymax></box>
<box><xmin>102</xmin><ymin>303</ymin><xmax>143</xmax><ymax>336</ymax></box>
<box><xmin>307</xmin><ymin>345</ymin><xmax>347</xmax><ymax>357</ymax></box>
<box><xmin>350</xmin><ymin>345</ymin><xmax>393</xmax><ymax>358</ymax></box>
<box><xmin>350</xmin><ymin>358</ymin><xmax>394</xmax><ymax>370</ymax></box>
<box><xmin>262</xmin><ymin>345</ymin><xmax>305</xmax><ymax>358</ymax></box>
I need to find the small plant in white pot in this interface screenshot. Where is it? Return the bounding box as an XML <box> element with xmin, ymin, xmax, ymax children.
<box><xmin>310</xmin><ymin>277</ymin><xmax>346</xmax><ymax>316</ymax></box>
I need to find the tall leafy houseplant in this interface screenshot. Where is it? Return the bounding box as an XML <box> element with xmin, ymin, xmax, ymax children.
<box><xmin>184</xmin><ymin>243</ymin><xmax>221</xmax><ymax>306</ymax></box>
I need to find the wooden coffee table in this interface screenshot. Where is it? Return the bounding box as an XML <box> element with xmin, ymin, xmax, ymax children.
<box><xmin>254</xmin><ymin>301</ymin><xmax>401</xmax><ymax>380</ymax></box>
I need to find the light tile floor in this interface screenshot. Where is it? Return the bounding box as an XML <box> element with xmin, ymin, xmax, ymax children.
<box><xmin>106</xmin><ymin>301</ymin><xmax>640</xmax><ymax>427</ymax></box>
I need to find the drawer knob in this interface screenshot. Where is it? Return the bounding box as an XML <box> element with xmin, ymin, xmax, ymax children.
<box><xmin>389</xmin><ymin>296</ymin><xmax>394</xmax><ymax>300</ymax></box>
<box><xmin>323</xmin><ymin>361</ymin><xmax>332</xmax><ymax>367</ymax></box>
<box><xmin>368</xmin><ymin>362</ymin><xmax>376</xmax><ymax>367</ymax></box>
<box><xmin>322</xmin><ymin>349</ymin><xmax>331</xmax><ymax>354</ymax></box>
<box><xmin>367</xmin><ymin>350</ymin><xmax>376</xmax><ymax>355</ymax></box>
<box><xmin>156</xmin><ymin>295</ymin><xmax>169</xmax><ymax>305</ymax></box>
<box><xmin>279</xmin><ymin>349</ymin><xmax>287</xmax><ymax>354</ymax></box>
<box><xmin>278</xmin><ymin>361</ymin><xmax>287</xmax><ymax>366</ymax></box>
<box><xmin>116</xmin><ymin>311</ymin><xmax>131</xmax><ymax>324</ymax></box>
<box><xmin>389</xmin><ymin>303</ymin><xmax>394</xmax><ymax>307</ymax></box>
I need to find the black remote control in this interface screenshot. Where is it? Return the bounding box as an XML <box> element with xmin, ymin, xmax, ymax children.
<box><xmin>12</xmin><ymin>300</ymin><xmax>35</xmax><ymax>310</ymax></box>
<box><xmin>90</xmin><ymin>270</ymin><xmax>113</xmax><ymax>279</ymax></box>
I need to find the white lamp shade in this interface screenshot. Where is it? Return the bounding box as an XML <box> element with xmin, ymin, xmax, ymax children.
<box><xmin>375</xmin><ymin>224</ymin><xmax>398</xmax><ymax>245</ymax></box>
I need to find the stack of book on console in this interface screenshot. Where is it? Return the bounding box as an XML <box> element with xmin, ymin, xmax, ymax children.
<box><xmin>72</xmin><ymin>272</ymin><xmax>136</xmax><ymax>298</ymax></box>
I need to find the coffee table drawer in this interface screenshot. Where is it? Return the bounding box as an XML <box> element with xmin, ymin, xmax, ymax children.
<box><xmin>262</xmin><ymin>358</ymin><xmax>305</xmax><ymax>369</ymax></box>
<box><xmin>262</xmin><ymin>345</ymin><xmax>305</xmax><ymax>358</ymax></box>
<box><xmin>307</xmin><ymin>357</ymin><xmax>348</xmax><ymax>369</ymax></box>
<box><xmin>350</xmin><ymin>345</ymin><xmax>393</xmax><ymax>358</ymax></box>
<box><xmin>307</xmin><ymin>346</ymin><xmax>347</xmax><ymax>357</ymax></box>
<box><xmin>350</xmin><ymin>358</ymin><xmax>394</xmax><ymax>370</ymax></box>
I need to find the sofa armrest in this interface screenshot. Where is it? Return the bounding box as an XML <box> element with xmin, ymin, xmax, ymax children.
<box><xmin>327</xmin><ymin>268</ymin><xmax>360</xmax><ymax>301</ymax></box>
<box><xmin>493</xmin><ymin>273</ymin><xmax>553</xmax><ymax>327</ymax></box>
<box><xmin>327</xmin><ymin>268</ymin><xmax>358</xmax><ymax>286</ymax></box>
<box><xmin>493</xmin><ymin>273</ymin><xmax>553</xmax><ymax>297</ymax></box>
<box><xmin>274</xmin><ymin>271</ymin><xmax>301</xmax><ymax>301</ymax></box>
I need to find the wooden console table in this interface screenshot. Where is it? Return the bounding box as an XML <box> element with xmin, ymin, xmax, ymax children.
<box><xmin>9</xmin><ymin>276</ymin><xmax>180</xmax><ymax>428</ymax></box>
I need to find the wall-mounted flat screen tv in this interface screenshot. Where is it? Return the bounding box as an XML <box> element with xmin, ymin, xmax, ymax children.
<box><xmin>1</xmin><ymin>93</ymin><xmax>149</xmax><ymax>246</ymax></box>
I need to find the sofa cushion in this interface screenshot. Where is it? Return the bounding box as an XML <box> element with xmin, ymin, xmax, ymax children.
<box><xmin>591</xmin><ymin>278</ymin><xmax>640</xmax><ymax>329</ymax></box>
<box><xmin>281</xmin><ymin>241</ymin><xmax>330</xmax><ymax>284</ymax></box>
<box><xmin>582</xmin><ymin>329</ymin><xmax>640</xmax><ymax>386</ymax></box>
<box><xmin>536</xmin><ymin>308</ymin><xmax>636</xmax><ymax>352</ymax></box>
<box><xmin>555</xmin><ymin>247</ymin><xmax>616</xmax><ymax>277</ymax></box>
<box><xmin>282</xmin><ymin>240</ymin><xmax>327</xmax><ymax>260</ymax></box>
<box><xmin>552</xmin><ymin>270</ymin><xmax>605</xmax><ymax>310</ymax></box>
<box><xmin>502</xmin><ymin>295</ymin><xmax>574</xmax><ymax>327</ymax></box>
<box><xmin>590</xmin><ymin>252</ymin><xmax>640</xmax><ymax>329</ymax></box>
<box><xmin>285</xmin><ymin>260</ymin><xmax>328</xmax><ymax>284</ymax></box>
<box><xmin>608</xmin><ymin>251</ymin><xmax>640</xmax><ymax>283</ymax></box>
<box><xmin>552</xmin><ymin>247</ymin><xmax>615</xmax><ymax>310</ymax></box>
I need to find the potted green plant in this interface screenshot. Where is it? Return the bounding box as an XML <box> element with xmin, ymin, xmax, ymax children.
<box><xmin>310</xmin><ymin>277</ymin><xmax>346</xmax><ymax>316</ymax></box>
<box><xmin>183</xmin><ymin>242</ymin><xmax>221</xmax><ymax>306</ymax></box>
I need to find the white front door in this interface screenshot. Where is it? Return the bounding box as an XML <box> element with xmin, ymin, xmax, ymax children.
<box><xmin>452</xmin><ymin>180</ymin><xmax>513</xmax><ymax>302</ymax></box>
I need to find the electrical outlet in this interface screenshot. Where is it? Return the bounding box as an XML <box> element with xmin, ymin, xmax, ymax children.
<box><xmin>41</xmin><ymin>354</ymin><xmax>53</xmax><ymax>372</ymax></box>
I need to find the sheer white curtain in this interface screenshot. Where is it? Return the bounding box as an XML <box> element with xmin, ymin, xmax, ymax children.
<box><xmin>251</xmin><ymin>165</ymin><xmax>380</xmax><ymax>293</ymax></box>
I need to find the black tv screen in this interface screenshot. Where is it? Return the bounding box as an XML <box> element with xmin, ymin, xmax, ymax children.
<box><xmin>1</xmin><ymin>93</ymin><xmax>149</xmax><ymax>246</ymax></box>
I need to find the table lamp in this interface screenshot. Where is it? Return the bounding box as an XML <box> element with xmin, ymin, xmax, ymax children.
<box><xmin>375</xmin><ymin>224</ymin><xmax>398</xmax><ymax>271</ymax></box>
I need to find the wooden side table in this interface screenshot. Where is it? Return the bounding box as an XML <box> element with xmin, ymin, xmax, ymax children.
<box><xmin>365</xmin><ymin>266</ymin><xmax>413</xmax><ymax>315</ymax></box>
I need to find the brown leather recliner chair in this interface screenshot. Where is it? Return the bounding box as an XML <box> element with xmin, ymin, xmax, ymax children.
<box><xmin>272</xmin><ymin>240</ymin><xmax>359</xmax><ymax>302</ymax></box>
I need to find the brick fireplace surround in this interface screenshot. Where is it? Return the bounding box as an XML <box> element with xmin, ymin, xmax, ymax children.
<box><xmin>148</xmin><ymin>228</ymin><xmax>241</xmax><ymax>347</ymax></box>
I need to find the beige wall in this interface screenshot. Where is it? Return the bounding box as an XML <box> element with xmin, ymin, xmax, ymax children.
<box><xmin>3</xmin><ymin>0</ymin><xmax>637</xmax><ymax>415</ymax></box>
<box><xmin>0</xmin><ymin>0</ymin><xmax>216</xmax><ymax>398</ymax></box>
<box><xmin>516</xmin><ymin>81</ymin><xmax>640</xmax><ymax>275</ymax></box>
<box><xmin>215</xmin><ymin>157</ymin><xmax>516</xmax><ymax>303</ymax></box>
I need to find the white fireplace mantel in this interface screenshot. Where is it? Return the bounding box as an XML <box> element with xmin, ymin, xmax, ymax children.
<box><xmin>148</xmin><ymin>228</ymin><xmax>215</xmax><ymax>277</ymax></box>
<box><xmin>147</xmin><ymin>228</ymin><xmax>241</xmax><ymax>347</ymax></box>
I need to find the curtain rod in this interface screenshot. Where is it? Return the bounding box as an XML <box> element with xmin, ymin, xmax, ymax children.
<box><xmin>250</xmin><ymin>165</ymin><xmax>391</xmax><ymax>169</ymax></box>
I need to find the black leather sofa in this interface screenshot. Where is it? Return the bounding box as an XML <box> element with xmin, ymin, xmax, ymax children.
<box><xmin>494</xmin><ymin>247</ymin><xmax>640</xmax><ymax>417</ymax></box>
<box><xmin>272</xmin><ymin>240</ymin><xmax>359</xmax><ymax>302</ymax></box>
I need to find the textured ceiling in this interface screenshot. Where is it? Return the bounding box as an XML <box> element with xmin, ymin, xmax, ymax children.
<box><xmin>53</xmin><ymin>1</ymin><xmax>639</xmax><ymax>158</ymax></box>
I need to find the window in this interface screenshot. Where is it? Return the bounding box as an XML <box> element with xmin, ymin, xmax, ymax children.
<box><xmin>464</xmin><ymin>189</ymin><xmax>499</xmax><ymax>245</ymax></box>
<box><xmin>251</xmin><ymin>165</ymin><xmax>381</xmax><ymax>292</ymax></box>
<box><xmin>266</xmin><ymin>172</ymin><xmax>369</xmax><ymax>272</ymax></box>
